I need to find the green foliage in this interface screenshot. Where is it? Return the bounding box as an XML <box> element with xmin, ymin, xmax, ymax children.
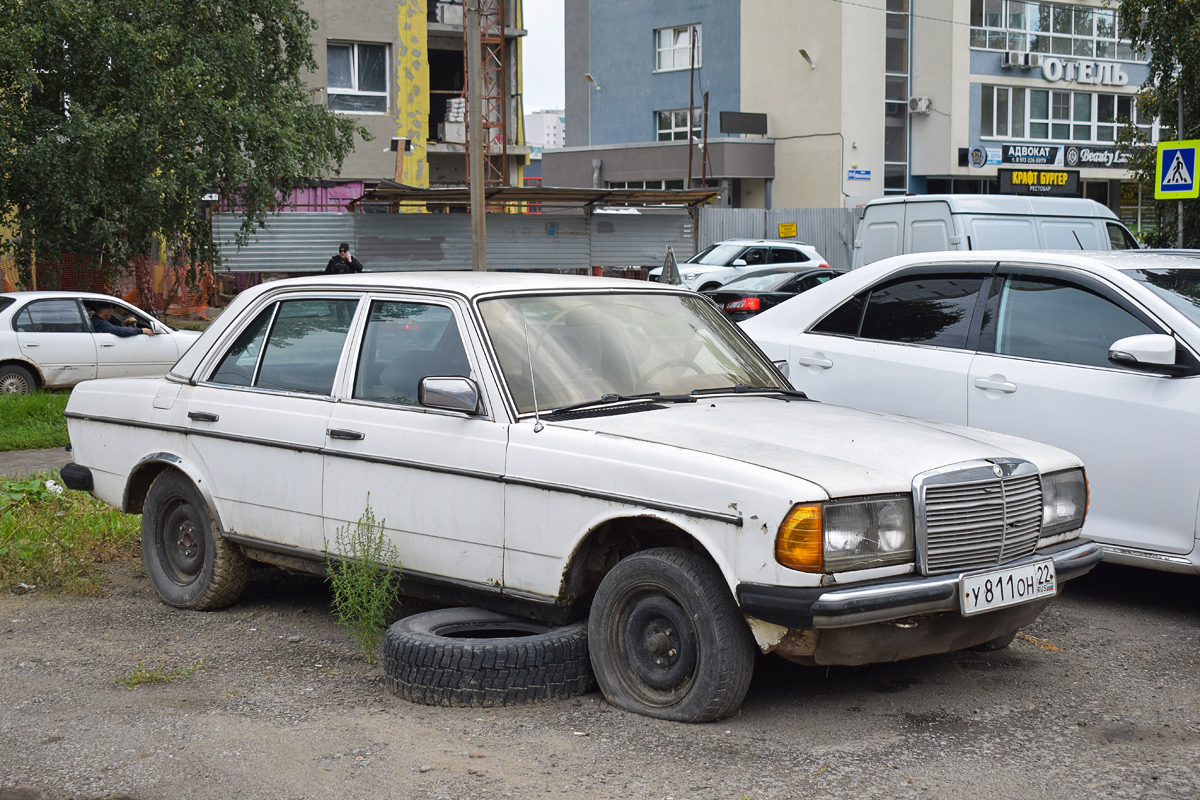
<box><xmin>1</xmin><ymin>472</ymin><xmax>140</xmax><ymax>594</ymax></box>
<box><xmin>327</xmin><ymin>500</ymin><xmax>402</xmax><ymax>664</ymax></box>
<box><xmin>0</xmin><ymin>0</ymin><xmax>369</xmax><ymax>283</ymax></box>
<box><xmin>116</xmin><ymin>661</ymin><xmax>204</xmax><ymax>689</ymax></box>
<box><xmin>0</xmin><ymin>392</ymin><xmax>70</xmax><ymax>451</ymax></box>
<box><xmin>1117</xmin><ymin>0</ymin><xmax>1200</xmax><ymax>246</ymax></box>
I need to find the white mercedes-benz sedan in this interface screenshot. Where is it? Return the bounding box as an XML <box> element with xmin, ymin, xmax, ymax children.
<box><xmin>0</xmin><ymin>291</ymin><xmax>201</xmax><ymax>393</ymax></box>
<box><xmin>61</xmin><ymin>271</ymin><xmax>1100</xmax><ymax>721</ymax></box>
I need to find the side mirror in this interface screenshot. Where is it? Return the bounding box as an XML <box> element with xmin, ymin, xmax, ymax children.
<box><xmin>419</xmin><ymin>376</ymin><xmax>481</xmax><ymax>413</ymax></box>
<box><xmin>1108</xmin><ymin>333</ymin><xmax>1178</xmax><ymax>371</ymax></box>
<box><xmin>731</xmin><ymin>258</ymin><xmax>748</xmax><ymax>267</ymax></box>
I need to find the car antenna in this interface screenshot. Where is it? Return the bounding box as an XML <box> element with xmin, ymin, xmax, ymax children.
<box><xmin>1072</xmin><ymin>230</ymin><xmax>1084</xmax><ymax>250</ymax></box>
<box><xmin>522</xmin><ymin>322</ymin><xmax>544</xmax><ymax>433</ymax></box>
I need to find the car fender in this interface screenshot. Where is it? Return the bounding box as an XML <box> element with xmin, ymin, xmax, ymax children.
<box><xmin>124</xmin><ymin>452</ymin><xmax>223</xmax><ymax>531</ymax></box>
<box><xmin>0</xmin><ymin>357</ymin><xmax>44</xmax><ymax>386</ymax></box>
<box><xmin>558</xmin><ymin>504</ymin><xmax>742</xmax><ymax>600</ymax></box>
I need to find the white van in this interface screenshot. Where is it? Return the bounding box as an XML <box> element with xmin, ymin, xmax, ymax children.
<box><xmin>852</xmin><ymin>194</ymin><xmax>1141</xmax><ymax>269</ymax></box>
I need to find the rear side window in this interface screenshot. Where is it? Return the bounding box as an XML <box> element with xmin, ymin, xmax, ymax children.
<box><xmin>770</xmin><ymin>248</ymin><xmax>807</xmax><ymax>264</ymax></box>
<box><xmin>14</xmin><ymin>299</ymin><xmax>87</xmax><ymax>333</ymax></box>
<box><xmin>0</xmin><ymin>297</ymin><xmax>14</xmax><ymax>314</ymax></box>
<box><xmin>811</xmin><ymin>294</ymin><xmax>866</xmax><ymax>336</ymax></box>
<box><xmin>858</xmin><ymin>276</ymin><xmax>985</xmax><ymax>348</ymax></box>
<box><xmin>209</xmin><ymin>298</ymin><xmax>358</xmax><ymax>394</ymax></box>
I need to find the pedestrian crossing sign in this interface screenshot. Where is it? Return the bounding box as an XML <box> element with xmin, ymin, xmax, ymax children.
<box><xmin>1156</xmin><ymin>140</ymin><xmax>1200</xmax><ymax>199</ymax></box>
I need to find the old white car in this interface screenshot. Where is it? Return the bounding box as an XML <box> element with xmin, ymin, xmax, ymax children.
<box><xmin>0</xmin><ymin>291</ymin><xmax>201</xmax><ymax>394</ymax></box>
<box><xmin>61</xmin><ymin>272</ymin><xmax>1100</xmax><ymax>721</ymax></box>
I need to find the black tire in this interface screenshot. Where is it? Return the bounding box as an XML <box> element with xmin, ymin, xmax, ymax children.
<box><xmin>0</xmin><ymin>364</ymin><xmax>35</xmax><ymax>395</ymax></box>
<box><xmin>383</xmin><ymin>607</ymin><xmax>594</xmax><ymax>707</ymax></box>
<box><xmin>973</xmin><ymin>630</ymin><xmax>1019</xmax><ymax>652</ymax></box>
<box><xmin>697</xmin><ymin>282</ymin><xmax>722</xmax><ymax>292</ymax></box>
<box><xmin>588</xmin><ymin>547</ymin><xmax>755</xmax><ymax>722</ymax></box>
<box><xmin>141</xmin><ymin>471</ymin><xmax>249</xmax><ymax>610</ymax></box>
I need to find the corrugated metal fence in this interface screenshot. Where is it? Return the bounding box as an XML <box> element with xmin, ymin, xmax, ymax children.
<box><xmin>214</xmin><ymin>207</ymin><xmax>853</xmax><ymax>272</ymax></box>
<box><xmin>697</xmin><ymin>208</ymin><xmax>856</xmax><ymax>269</ymax></box>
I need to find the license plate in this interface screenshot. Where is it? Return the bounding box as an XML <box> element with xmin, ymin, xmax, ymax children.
<box><xmin>960</xmin><ymin>560</ymin><xmax>1056</xmax><ymax>615</ymax></box>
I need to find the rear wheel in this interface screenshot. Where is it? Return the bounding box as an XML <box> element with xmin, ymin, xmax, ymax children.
<box><xmin>141</xmin><ymin>471</ymin><xmax>248</xmax><ymax>610</ymax></box>
<box><xmin>0</xmin><ymin>364</ymin><xmax>35</xmax><ymax>395</ymax></box>
<box><xmin>697</xmin><ymin>282</ymin><xmax>722</xmax><ymax>292</ymax></box>
<box><xmin>588</xmin><ymin>547</ymin><xmax>755</xmax><ymax>722</ymax></box>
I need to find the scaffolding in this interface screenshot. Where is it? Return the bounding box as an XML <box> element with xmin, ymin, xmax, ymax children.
<box><xmin>464</xmin><ymin>0</ymin><xmax>508</xmax><ymax>188</ymax></box>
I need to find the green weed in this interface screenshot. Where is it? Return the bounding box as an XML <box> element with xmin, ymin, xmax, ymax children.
<box><xmin>0</xmin><ymin>472</ymin><xmax>140</xmax><ymax>594</ymax></box>
<box><xmin>327</xmin><ymin>499</ymin><xmax>402</xmax><ymax>664</ymax></box>
<box><xmin>116</xmin><ymin>661</ymin><xmax>204</xmax><ymax>688</ymax></box>
<box><xmin>0</xmin><ymin>391</ymin><xmax>70</xmax><ymax>451</ymax></box>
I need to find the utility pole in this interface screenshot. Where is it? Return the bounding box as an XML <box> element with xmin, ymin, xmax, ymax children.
<box><xmin>687</xmin><ymin>27</ymin><xmax>697</xmax><ymax>189</ymax></box>
<box><xmin>466</xmin><ymin>0</ymin><xmax>487</xmax><ymax>271</ymax></box>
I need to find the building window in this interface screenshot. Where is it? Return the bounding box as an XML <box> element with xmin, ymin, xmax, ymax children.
<box><xmin>655</xmin><ymin>25</ymin><xmax>701</xmax><ymax>72</ymax></box>
<box><xmin>656</xmin><ymin>109</ymin><xmax>702</xmax><ymax>142</ymax></box>
<box><xmin>327</xmin><ymin>42</ymin><xmax>388</xmax><ymax>113</ymax></box>
<box><xmin>884</xmin><ymin>0</ymin><xmax>909</xmax><ymax>195</ymax></box>
<box><xmin>969</xmin><ymin>0</ymin><xmax>1146</xmax><ymax>62</ymax></box>
<box><xmin>981</xmin><ymin>85</ymin><xmax>1153</xmax><ymax>143</ymax></box>
<box><xmin>606</xmin><ymin>180</ymin><xmax>688</xmax><ymax>190</ymax></box>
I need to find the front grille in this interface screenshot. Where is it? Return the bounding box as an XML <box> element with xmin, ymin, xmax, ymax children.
<box><xmin>915</xmin><ymin>459</ymin><xmax>1043</xmax><ymax>575</ymax></box>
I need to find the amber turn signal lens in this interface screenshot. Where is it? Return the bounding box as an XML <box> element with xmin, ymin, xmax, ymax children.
<box><xmin>775</xmin><ymin>504</ymin><xmax>823</xmax><ymax>572</ymax></box>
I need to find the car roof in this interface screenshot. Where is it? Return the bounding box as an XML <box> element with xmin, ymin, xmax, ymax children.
<box><xmin>859</xmin><ymin>193</ymin><xmax>1119</xmax><ymax>219</ymax></box>
<box><xmin>858</xmin><ymin>249</ymin><xmax>1200</xmax><ymax>276</ymax></box>
<box><xmin>0</xmin><ymin>291</ymin><xmax>127</xmax><ymax>302</ymax></box>
<box><xmin>223</xmin><ymin>270</ymin><xmax>683</xmax><ymax>301</ymax></box>
<box><xmin>711</xmin><ymin>239</ymin><xmax>815</xmax><ymax>248</ymax></box>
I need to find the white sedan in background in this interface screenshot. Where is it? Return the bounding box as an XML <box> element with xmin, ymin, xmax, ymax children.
<box><xmin>744</xmin><ymin>250</ymin><xmax>1200</xmax><ymax>574</ymax></box>
<box><xmin>0</xmin><ymin>291</ymin><xmax>201</xmax><ymax>394</ymax></box>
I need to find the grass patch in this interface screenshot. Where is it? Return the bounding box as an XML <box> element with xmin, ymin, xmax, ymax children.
<box><xmin>1</xmin><ymin>472</ymin><xmax>141</xmax><ymax>594</ymax></box>
<box><xmin>116</xmin><ymin>661</ymin><xmax>204</xmax><ymax>689</ymax></box>
<box><xmin>0</xmin><ymin>391</ymin><xmax>70</xmax><ymax>451</ymax></box>
<box><xmin>327</xmin><ymin>499</ymin><xmax>402</xmax><ymax>664</ymax></box>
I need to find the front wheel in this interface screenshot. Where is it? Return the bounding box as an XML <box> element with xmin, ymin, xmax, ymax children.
<box><xmin>588</xmin><ymin>547</ymin><xmax>754</xmax><ymax>722</ymax></box>
<box><xmin>141</xmin><ymin>471</ymin><xmax>248</xmax><ymax>610</ymax></box>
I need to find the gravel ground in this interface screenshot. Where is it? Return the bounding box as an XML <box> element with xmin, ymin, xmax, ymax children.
<box><xmin>1</xmin><ymin>560</ymin><xmax>1198</xmax><ymax>800</ymax></box>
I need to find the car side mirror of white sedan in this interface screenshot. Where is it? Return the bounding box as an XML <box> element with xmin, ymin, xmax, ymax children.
<box><xmin>419</xmin><ymin>376</ymin><xmax>481</xmax><ymax>413</ymax></box>
<box><xmin>731</xmin><ymin>259</ymin><xmax>747</xmax><ymax>267</ymax></box>
<box><xmin>1108</xmin><ymin>333</ymin><xmax>1177</xmax><ymax>370</ymax></box>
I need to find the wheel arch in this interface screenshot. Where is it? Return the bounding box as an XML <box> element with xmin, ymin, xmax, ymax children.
<box><xmin>0</xmin><ymin>358</ymin><xmax>43</xmax><ymax>389</ymax></box>
<box><xmin>124</xmin><ymin>453</ymin><xmax>222</xmax><ymax>530</ymax></box>
<box><xmin>559</xmin><ymin>512</ymin><xmax>737</xmax><ymax>610</ymax></box>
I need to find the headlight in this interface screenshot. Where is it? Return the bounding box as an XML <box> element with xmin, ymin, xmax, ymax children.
<box><xmin>1041</xmin><ymin>468</ymin><xmax>1087</xmax><ymax>540</ymax></box>
<box><xmin>775</xmin><ymin>496</ymin><xmax>914</xmax><ymax>573</ymax></box>
<box><xmin>682</xmin><ymin>271</ymin><xmax>703</xmax><ymax>281</ymax></box>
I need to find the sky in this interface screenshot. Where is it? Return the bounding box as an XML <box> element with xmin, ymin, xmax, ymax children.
<box><xmin>521</xmin><ymin>0</ymin><xmax>565</xmax><ymax>112</ymax></box>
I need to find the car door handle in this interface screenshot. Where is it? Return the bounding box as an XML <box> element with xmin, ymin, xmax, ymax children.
<box><xmin>188</xmin><ymin>411</ymin><xmax>219</xmax><ymax>422</ymax></box>
<box><xmin>99</xmin><ymin>343</ymin><xmax>115</xmax><ymax>348</ymax></box>
<box><xmin>327</xmin><ymin>428</ymin><xmax>365</xmax><ymax>440</ymax></box>
<box><xmin>795</xmin><ymin>355</ymin><xmax>833</xmax><ymax>369</ymax></box>
<box><xmin>973</xmin><ymin>377</ymin><xmax>1017</xmax><ymax>393</ymax></box>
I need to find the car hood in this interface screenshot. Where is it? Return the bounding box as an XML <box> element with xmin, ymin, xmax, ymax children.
<box><xmin>549</xmin><ymin>396</ymin><xmax>1078</xmax><ymax>498</ymax></box>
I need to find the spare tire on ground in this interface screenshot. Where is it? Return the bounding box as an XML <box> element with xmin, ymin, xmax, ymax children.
<box><xmin>383</xmin><ymin>607</ymin><xmax>594</xmax><ymax>707</ymax></box>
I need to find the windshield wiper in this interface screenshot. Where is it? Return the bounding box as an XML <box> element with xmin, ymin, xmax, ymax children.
<box><xmin>550</xmin><ymin>392</ymin><xmax>697</xmax><ymax>415</ymax></box>
<box><xmin>690</xmin><ymin>384</ymin><xmax>809</xmax><ymax>400</ymax></box>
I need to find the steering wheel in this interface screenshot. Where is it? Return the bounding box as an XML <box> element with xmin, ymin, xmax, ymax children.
<box><xmin>637</xmin><ymin>358</ymin><xmax>704</xmax><ymax>390</ymax></box>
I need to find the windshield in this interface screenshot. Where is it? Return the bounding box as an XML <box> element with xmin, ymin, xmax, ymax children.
<box><xmin>1123</xmin><ymin>268</ymin><xmax>1200</xmax><ymax>328</ymax></box>
<box><xmin>479</xmin><ymin>292</ymin><xmax>785</xmax><ymax>414</ymax></box>
<box><xmin>685</xmin><ymin>243</ymin><xmax>744</xmax><ymax>266</ymax></box>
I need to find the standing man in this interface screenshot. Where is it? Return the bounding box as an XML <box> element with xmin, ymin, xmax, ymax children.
<box><xmin>325</xmin><ymin>242</ymin><xmax>365</xmax><ymax>275</ymax></box>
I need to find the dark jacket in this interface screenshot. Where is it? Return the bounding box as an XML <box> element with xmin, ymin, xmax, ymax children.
<box><xmin>325</xmin><ymin>254</ymin><xmax>365</xmax><ymax>274</ymax></box>
<box><xmin>91</xmin><ymin>315</ymin><xmax>144</xmax><ymax>337</ymax></box>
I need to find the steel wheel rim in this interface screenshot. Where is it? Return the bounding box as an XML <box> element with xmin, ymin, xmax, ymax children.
<box><xmin>157</xmin><ymin>498</ymin><xmax>205</xmax><ymax>585</ymax></box>
<box><xmin>610</xmin><ymin>587</ymin><xmax>698</xmax><ymax>706</ymax></box>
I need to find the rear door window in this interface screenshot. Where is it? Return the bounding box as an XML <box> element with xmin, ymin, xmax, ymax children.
<box><xmin>858</xmin><ymin>276</ymin><xmax>986</xmax><ymax>348</ymax></box>
<box><xmin>14</xmin><ymin>299</ymin><xmax>88</xmax><ymax>333</ymax></box>
<box><xmin>209</xmin><ymin>298</ymin><xmax>358</xmax><ymax>394</ymax></box>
